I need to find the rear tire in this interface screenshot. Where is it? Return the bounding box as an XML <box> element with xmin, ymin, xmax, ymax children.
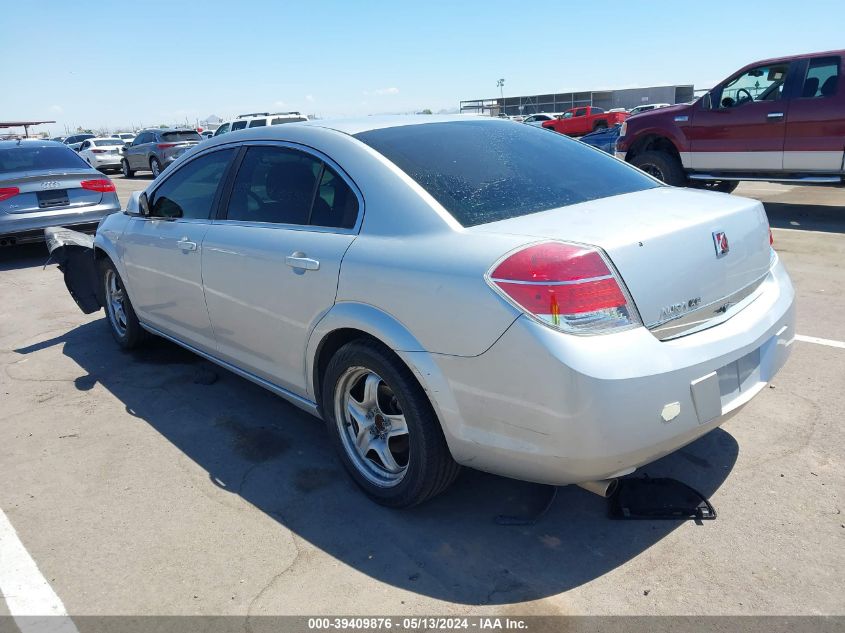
<box><xmin>322</xmin><ymin>340</ymin><xmax>460</xmax><ymax>508</ymax></box>
<box><xmin>150</xmin><ymin>157</ymin><xmax>162</xmax><ymax>178</ymax></box>
<box><xmin>121</xmin><ymin>159</ymin><xmax>134</xmax><ymax>178</ymax></box>
<box><xmin>630</xmin><ymin>150</ymin><xmax>686</xmax><ymax>186</ymax></box>
<box><xmin>593</xmin><ymin>121</ymin><xmax>608</xmax><ymax>131</ymax></box>
<box><xmin>100</xmin><ymin>259</ymin><xmax>146</xmax><ymax>350</ymax></box>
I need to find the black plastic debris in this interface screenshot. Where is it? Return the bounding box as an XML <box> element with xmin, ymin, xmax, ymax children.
<box><xmin>609</xmin><ymin>477</ymin><xmax>716</xmax><ymax>521</ymax></box>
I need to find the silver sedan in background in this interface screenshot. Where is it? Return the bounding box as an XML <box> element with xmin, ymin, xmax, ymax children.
<box><xmin>48</xmin><ymin>117</ymin><xmax>794</xmax><ymax>507</ymax></box>
<box><xmin>1</xmin><ymin>139</ymin><xmax>120</xmax><ymax>246</ymax></box>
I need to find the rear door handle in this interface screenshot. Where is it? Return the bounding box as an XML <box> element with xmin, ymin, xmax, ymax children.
<box><xmin>177</xmin><ymin>238</ymin><xmax>197</xmax><ymax>252</ymax></box>
<box><xmin>767</xmin><ymin>112</ymin><xmax>784</xmax><ymax>119</ymax></box>
<box><xmin>285</xmin><ymin>253</ymin><xmax>320</xmax><ymax>271</ymax></box>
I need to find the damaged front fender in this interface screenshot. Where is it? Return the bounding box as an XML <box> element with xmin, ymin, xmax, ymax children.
<box><xmin>45</xmin><ymin>226</ymin><xmax>103</xmax><ymax>314</ymax></box>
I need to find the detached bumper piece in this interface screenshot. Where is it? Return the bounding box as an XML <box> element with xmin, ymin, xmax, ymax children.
<box><xmin>44</xmin><ymin>226</ymin><xmax>102</xmax><ymax>314</ymax></box>
<box><xmin>609</xmin><ymin>477</ymin><xmax>716</xmax><ymax>521</ymax></box>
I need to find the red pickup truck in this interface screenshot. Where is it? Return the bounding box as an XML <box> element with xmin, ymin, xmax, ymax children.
<box><xmin>542</xmin><ymin>106</ymin><xmax>628</xmax><ymax>137</ymax></box>
<box><xmin>616</xmin><ymin>50</ymin><xmax>845</xmax><ymax>192</ymax></box>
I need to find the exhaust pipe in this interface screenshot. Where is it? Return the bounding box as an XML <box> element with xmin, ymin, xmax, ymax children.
<box><xmin>577</xmin><ymin>478</ymin><xmax>619</xmax><ymax>498</ymax></box>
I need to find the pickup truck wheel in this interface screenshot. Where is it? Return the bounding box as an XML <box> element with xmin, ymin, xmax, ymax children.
<box><xmin>630</xmin><ymin>150</ymin><xmax>686</xmax><ymax>186</ymax></box>
<box><xmin>322</xmin><ymin>340</ymin><xmax>460</xmax><ymax>508</ymax></box>
<box><xmin>121</xmin><ymin>159</ymin><xmax>134</xmax><ymax>178</ymax></box>
<box><xmin>691</xmin><ymin>180</ymin><xmax>739</xmax><ymax>194</ymax></box>
<box><xmin>100</xmin><ymin>259</ymin><xmax>146</xmax><ymax>349</ymax></box>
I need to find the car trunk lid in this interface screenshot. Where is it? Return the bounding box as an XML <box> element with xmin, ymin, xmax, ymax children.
<box><xmin>0</xmin><ymin>170</ymin><xmax>104</xmax><ymax>214</ymax></box>
<box><xmin>471</xmin><ymin>187</ymin><xmax>773</xmax><ymax>339</ymax></box>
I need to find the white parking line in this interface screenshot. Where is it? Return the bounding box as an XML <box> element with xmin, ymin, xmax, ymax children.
<box><xmin>796</xmin><ymin>334</ymin><xmax>845</xmax><ymax>350</ymax></box>
<box><xmin>0</xmin><ymin>509</ymin><xmax>78</xmax><ymax>633</ymax></box>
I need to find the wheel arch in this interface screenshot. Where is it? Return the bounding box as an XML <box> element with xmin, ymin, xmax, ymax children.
<box><xmin>306</xmin><ymin>302</ymin><xmax>427</xmax><ymax>406</ymax></box>
<box><xmin>626</xmin><ymin>133</ymin><xmax>682</xmax><ymax>163</ymax></box>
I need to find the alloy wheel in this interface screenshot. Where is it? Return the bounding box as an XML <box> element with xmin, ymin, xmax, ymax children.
<box><xmin>105</xmin><ymin>268</ymin><xmax>128</xmax><ymax>337</ymax></box>
<box><xmin>334</xmin><ymin>367</ymin><xmax>410</xmax><ymax>487</ymax></box>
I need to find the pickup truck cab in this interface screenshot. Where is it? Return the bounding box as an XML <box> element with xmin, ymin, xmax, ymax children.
<box><xmin>616</xmin><ymin>50</ymin><xmax>844</xmax><ymax>191</ymax></box>
<box><xmin>543</xmin><ymin>106</ymin><xmax>628</xmax><ymax>137</ymax></box>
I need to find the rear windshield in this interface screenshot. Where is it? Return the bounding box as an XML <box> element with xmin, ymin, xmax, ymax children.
<box><xmin>161</xmin><ymin>131</ymin><xmax>201</xmax><ymax>142</ymax></box>
<box><xmin>93</xmin><ymin>139</ymin><xmax>124</xmax><ymax>146</ymax></box>
<box><xmin>0</xmin><ymin>145</ymin><xmax>90</xmax><ymax>174</ymax></box>
<box><xmin>354</xmin><ymin>121</ymin><xmax>658</xmax><ymax>227</ymax></box>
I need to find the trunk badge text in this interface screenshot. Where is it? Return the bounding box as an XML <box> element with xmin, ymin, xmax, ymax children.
<box><xmin>660</xmin><ymin>297</ymin><xmax>702</xmax><ymax>321</ymax></box>
<box><xmin>41</xmin><ymin>181</ymin><xmax>61</xmax><ymax>189</ymax></box>
<box><xmin>713</xmin><ymin>231</ymin><xmax>730</xmax><ymax>257</ymax></box>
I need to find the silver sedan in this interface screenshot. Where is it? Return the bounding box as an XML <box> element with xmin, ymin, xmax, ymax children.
<box><xmin>48</xmin><ymin>116</ymin><xmax>795</xmax><ymax>507</ymax></box>
<box><xmin>1</xmin><ymin>139</ymin><xmax>121</xmax><ymax>246</ymax></box>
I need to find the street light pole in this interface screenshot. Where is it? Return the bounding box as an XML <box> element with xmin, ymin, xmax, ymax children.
<box><xmin>496</xmin><ymin>78</ymin><xmax>505</xmax><ymax>116</ymax></box>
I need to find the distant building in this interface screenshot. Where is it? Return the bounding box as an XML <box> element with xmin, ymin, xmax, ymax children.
<box><xmin>460</xmin><ymin>85</ymin><xmax>695</xmax><ymax>116</ymax></box>
<box><xmin>200</xmin><ymin>114</ymin><xmax>222</xmax><ymax>131</ymax></box>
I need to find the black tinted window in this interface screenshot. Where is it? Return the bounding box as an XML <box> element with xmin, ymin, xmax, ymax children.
<box><xmin>0</xmin><ymin>145</ymin><xmax>89</xmax><ymax>174</ymax></box>
<box><xmin>150</xmin><ymin>149</ymin><xmax>234</xmax><ymax>219</ymax></box>
<box><xmin>226</xmin><ymin>147</ymin><xmax>321</xmax><ymax>225</ymax></box>
<box><xmin>231</xmin><ymin>121</ymin><xmax>248</xmax><ymax>131</ymax></box>
<box><xmin>161</xmin><ymin>131</ymin><xmax>201</xmax><ymax>142</ymax></box>
<box><xmin>248</xmin><ymin>119</ymin><xmax>267</xmax><ymax>128</ymax></box>
<box><xmin>355</xmin><ymin>121</ymin><xmax>658</xmax><ymax>227</ymax></box>
<box><xmin>310</xmin><ymin>165</ymin><xmax>358</xmax><ymax>229</ymax></box>
<box><xmin>801</xmin><ymin>57</ymin><xmax>839</xmax><ymax>98</ymax></box>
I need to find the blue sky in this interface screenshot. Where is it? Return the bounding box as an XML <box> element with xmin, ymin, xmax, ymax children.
<box><xmin>3</xmin><ymin>0</ymin><xmax>844</xmax><ymax>134</ymax></box>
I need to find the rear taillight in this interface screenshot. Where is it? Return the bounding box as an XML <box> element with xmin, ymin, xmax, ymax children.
<box><xmin>486</xmin><ymin>241</ymin><xmax>641</xmax><ymax>334</ymax></box>
<box><xmin>91</xmin><ymin>149</ymin><xmax>107</xmax><ymax>154</ymax></box>
<box><xmin>157</xmin><ymin>143</ymin><xmax>177</xmax><ymax>149</ymax></box>
<box><xmin>0</xmin><ymin>186</ymin><xmax>20</xmax><ymax>202</ymax></box>
<box><xmin>80</xmin><ymin>179</ymin><xmax>116</xmax><ymax>193</ymax></box>
<box><xmin>769</xmin><ymin>227</ymin><xmax>774</xmax><ymax>246</ymax></box>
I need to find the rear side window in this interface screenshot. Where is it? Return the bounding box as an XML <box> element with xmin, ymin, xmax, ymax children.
<box><xmin>801</xmin><ymin>57</ymin><xmax>840</xmax><ymax>98</ymax></box>
<box><xmin>161</xmin><ymin>131</ymin><xmax>201</xmax><ymax>142</ymax></box>
<box><xmin>354</xmin><ymin>121</ymin><xmax>658</xmax><ymax>227</ymax></box>
<box><xmin>226</xmin><ymin>146</ymin><xmax>321</xmax><ymax>225</ymax></box>
<box><xmin>248</xmin><ymin>119</ymin><xmax>268</xmax><ymax>128</ymax></box>
<box><xmin>225</xmin><ymin>146</ymin><xmax>358</xmax><ymax>229</ymax></box>
<box><xmin>0</xmin><ymin>145</ymin><xmax>89</xmax><ymax>174</ymax></box>
<box><xmin>149</xmin><ymin>149</ymin><xmax>234</xmax><ymax>219</ymax></box>
<box><xmin>271</xmin><ymin>116</ymin><xmax>307</xmax><ymax>125</ymax></box>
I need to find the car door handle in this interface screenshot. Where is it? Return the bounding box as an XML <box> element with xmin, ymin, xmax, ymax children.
<box><xmin>285</xmin><ymin>253</ymin><xmax>320</xmax><ymax>271</ymax></box>
<box><xmin>177</xmin><ymin>238</ymin><xmax>197</xmax><ymax>252</ymax></box>
<box><xmin>767</xmin><ymin>112</ymin><xmax>784</xmax><ymax>119</ymax></box>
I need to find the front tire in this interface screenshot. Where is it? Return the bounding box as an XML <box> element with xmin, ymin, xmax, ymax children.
<box><xmin>630</xmin><ymin>150</ymin><xmax>687</xmax><ymax>186</ymax></box>
<box><xmin>100</xmin><ymin>259</ymin><xmax>146</xmax><ymax>349</ymax></box>
<box><xmin>121</xmin><ymin>159</ymin><xmax>134</xmax><ymax>178</ymax></box>
<box><xmin>322</xmin><ymin>340</ymin><xmax>460</xmax><ymax>508</ymax></box>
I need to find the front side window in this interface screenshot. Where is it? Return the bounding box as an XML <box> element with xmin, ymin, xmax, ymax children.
<box><xmin>149</xmin><ymin>149</ymin><xmax>234</xmax><ymax>220</ymax></box>
<box><xmin>719</xmin><ymin>63</ymin><xmax>789</xmax><ymax>108</ymax></box>
<box><xmin>355</xmin><ymin>120</ymin><xmax>658</xmax><ymax>227</ymax></box>
<box><xmin>214</xmin><ymin>123</ymin><xmax>231</xmax><ymax>136</ymax></box>
<box><xmin>801</xmin><ymin>57</ymin><xmax>840</xmax><ymax>98</ymax></box>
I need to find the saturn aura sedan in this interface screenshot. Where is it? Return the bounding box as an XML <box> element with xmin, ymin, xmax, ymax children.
<box><xmin>47</xmin><ymin>116</ymin><xmax>795</xmax><ymax>507</ymax></box>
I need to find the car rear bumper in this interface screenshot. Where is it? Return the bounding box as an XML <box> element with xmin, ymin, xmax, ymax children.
<box><xmin>414</xmin><ymin>255</ymin><xmax>795</xmax><ymax>485</ymax></box>
<box><xmin>0</xmin><ymin>196</ymin><xmax>120</xmax><ymax>242</ymax></box>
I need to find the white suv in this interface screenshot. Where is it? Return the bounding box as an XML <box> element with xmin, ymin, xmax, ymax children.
<box><xmin>213</xmin><ymin>111</ymin><xmax>308</xmax><ymax>137</ymax></box>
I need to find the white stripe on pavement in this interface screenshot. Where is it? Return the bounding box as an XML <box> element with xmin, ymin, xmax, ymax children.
<box><xmin>0</xmin><ymin>509</ymin><xmax>78</xmax><ymax>633</ymax></box>
<box><xmin>796</xmin><ymin>334</ymin><xmax>845</xmax><ymax>350</ymax></box>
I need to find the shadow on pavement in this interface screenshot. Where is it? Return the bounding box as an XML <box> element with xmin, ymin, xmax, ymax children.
<box><xmin>16</xmin><ymin>321</ymin><xmax>739</xmax><ymax>606</ymax></box>
<box><xmin>764</xmin><ymin>201</ymin><xmax>845</xmax><ymax>235</ymax></box>
<box><xmin>0</xmin><ymin>242</ymin><xmax>50</xmax><ymax>272</ymax></box>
